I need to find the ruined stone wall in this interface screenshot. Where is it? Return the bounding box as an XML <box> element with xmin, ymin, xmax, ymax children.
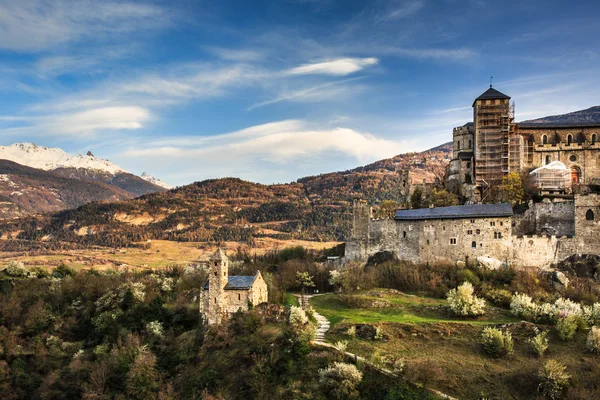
<box><xmin>513</xmin><ymin>200</ymin><xmax>575</xmax><ymax>236</ymax></box>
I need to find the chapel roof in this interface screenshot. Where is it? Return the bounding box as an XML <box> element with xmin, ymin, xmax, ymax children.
<box><xmin>203</xmin><ymin>275</ymin><xmax>258</xmax><ymax>290</ymax></box>
<box><xmin>473</xmin><ymin>87</ymin><xmax>510</xmax><ymax>106</ymax></box>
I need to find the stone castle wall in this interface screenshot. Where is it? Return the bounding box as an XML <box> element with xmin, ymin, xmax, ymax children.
<box><xmin>513</xmin><ymin>200</ymin><xmax>575</xmax><ymax>236</ymax></box>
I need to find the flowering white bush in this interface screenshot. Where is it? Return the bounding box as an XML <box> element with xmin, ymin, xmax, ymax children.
<box><xmin>374</xmin><ymin>326</ymin><xmax>384</xmax><ymax>340</ymax></box>
<box><xmin>447</xmin><ymin>282</ymin><xmax>486</xmax><ymax>316</ymax></box>
<box><xmin>538</xmin><ymin>360</ymin><xmax>570</xmax><ymax>400</ymax></box>
<box><xmin>4</xmin><ymin>260</ymin><xmax>28</xmax><ymax>277</ymax></box>
<box><xmin>583</xmin><ymin>303</ymin><xmax>600</xmax><ymax>326</ymax></box>
<box><xmin>329</xmin><ymin>270</ymin><xmax>342</xmax><ymax>287</ymax></box>
<box><xmin>289</xmin><ymin>306</ymin><xmax>308</xmax><ymax>327</ymax></box>
<box><xmin>145</xmin><ymin>321</ymin><xmax>164</xmax><ymax>338</ymax></box>
<box><xmin>586</xmin><ymin>326</ymin><xmax>600</xmax><ymax>353</ymax></box>
<box><xmin>319</xmin><ymin>362</ymin><xmax>363</xmax><ymax>400</ymax></box>
<box><xmin>346</xmin><ymin>325</ymin><xmax>356</xmax><ymax>338</ymax></box>
<box><xmin>553</xmin><ymin>298</ymin><xmax>582</xmax><ymax>318</ymax></box>
<box><xmin>510</xmin><ymin>293</ymin><xmax>538</xmax><ymax>320</ymax></box>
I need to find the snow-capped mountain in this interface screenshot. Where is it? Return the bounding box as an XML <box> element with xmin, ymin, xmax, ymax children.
<box><xmin>141</xmin><ymin>172</ymin><xmax>173</xmax><ymax>189</ymax></box>
<box><xmin>0</xmin><ymin>143</ymin><xmax>125</xmax><ymax>174</ymax></box>
<box><xmin>0</xmin><ymin>143</ymin><xmax>171</xmax><ymax>218</ymax></box>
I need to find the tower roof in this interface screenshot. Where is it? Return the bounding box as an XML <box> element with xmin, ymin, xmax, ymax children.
<box><xmin>210</xmin><ymin>248</ymin><xmax>228</xmax><ymax>261</ymax></box>
<box><xmin>473</xmin><ymin>87</ymin><xmax>510</xmax><ymax>106</ymax></box>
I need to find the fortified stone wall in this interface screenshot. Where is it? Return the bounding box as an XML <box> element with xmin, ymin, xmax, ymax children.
<box><xmin>513</xmin><ymin>200</ymin><xmax>575</xmax><ymax>236</ymax></box>
<box><xmin>418</xmin><ymin>217</ymin><xmax>512</xmax><ymax>264</ymax></box>
<box><xmin>511</xmin><ymin>235</ymin><xmax>560</xmax><ymax>268</ymax></box>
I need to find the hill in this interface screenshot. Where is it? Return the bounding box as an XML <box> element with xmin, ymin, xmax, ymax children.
<box><xmin>521</xmin><ymin>105</ymin><xmax>600</xmax><ymax>125</ymax></box>
<box><xmin>0</xmin><ymin>143</ymin><xmax>452</xmax><ymax>247</ymax></box>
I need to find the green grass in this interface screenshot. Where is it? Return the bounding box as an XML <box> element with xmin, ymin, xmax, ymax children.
<box><xmin>284</xmin><ymin>292</ymin><xmax>300</xmax><ymax>307</ymax></box>
<box><xmin>310</xmin><ymin>291</ymin><xmax>520</xmax><ymax>327</ymax></box>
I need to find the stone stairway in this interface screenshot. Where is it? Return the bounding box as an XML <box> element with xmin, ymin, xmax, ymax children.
<box><xmin>314</xmin><ymin>311</ymin><xmax>330</xmax><ymax>343</ymax></box>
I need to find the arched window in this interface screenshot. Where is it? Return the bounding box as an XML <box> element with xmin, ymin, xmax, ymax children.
<box><xmin>471</xmin><ymin>241</ymin><xmax>476</xmax><ymax>249</ymax></box>
<box><xmin>586</xmin><ymin>209</ymin><xmax>594</xmax><ymax>221</ymax></box>
<box><xmin>571</xmin><ymin>166</ymin><xmax>581</xmax><ymax>183</ymax></box>
<box><xmin>403</xmin><ymin>231</ymin><xmax>407</xmax><ymax>238</ymax></box>
<box><xmin>567</xmin><ymin>135</ymin><xmax>573</xmax><ymax>145</ymax></box>
<box><xmin>542</xmin><ymin>135</ymin><xmax>548</xmax><ymax>145</ymax></box>
<box><xmin>545</xmin><ymin>155</ymin><xmax>551</xmax><ymax>165</ymax></box>
<box><xmin>592</xmin><ymin>134</ymin><xmax>597</xmax><ymax>145</ymax></box>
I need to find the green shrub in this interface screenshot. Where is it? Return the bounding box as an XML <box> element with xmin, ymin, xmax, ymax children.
<box><xmin>555</xmin><ymin>315</ymin><xmax>578</xmax><ymax>341</ymax></box>
<box><xmin>529</xmin><ymin>330</ymin><xmax>549</xmax><ymax>358</ymax></box>
<box><xmin>481</xmin><ymin>327</ymin><xmax>513</xmax><ymax>357</ymax></box>
<box><xmin>457</xmin><ymin>269</ymin><xmax>480</xmax><ymax>285</ymax></box>
<box><xmin>484</xmin><ymin>288</ymin><xmax>513</xmax><ymax>308</ymax></box>
<box><xmin>538</xmin><ymin>360</ymin><xmax>570</xmax><ymax>399</ymax></box>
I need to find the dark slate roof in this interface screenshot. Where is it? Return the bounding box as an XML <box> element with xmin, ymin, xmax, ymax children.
<box><xmin>394</xmin><ymin>203</ymin><xmax>513</xmax><ymax>221</ymax></box>
<box><xmin>473</xmin><ymin>87</ymin><xmax>510</xmax><ymax>106</ymax></box>
<box><xmin>463</xmin><ymin>122</ymin><xmax>474</xmax><ymax>127</ymax></box>
<box><xmin>203</xmin><ymin>275</ymin><xmax>257</xmax><ymax>290</ymax></box>
<box><xmin>518</xmin><ymin>122</ymin><xmax>600</xmax><ymax>129</ymax></box>
<box><xmin>458</xmin><ymin>151</ymin><xmax>474</xmax><ymax>160</ymax></box>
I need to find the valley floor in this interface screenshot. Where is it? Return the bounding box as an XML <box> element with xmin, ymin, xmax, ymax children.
<box><xmin>0</xmin><ymin>238</ymin><xmax>340</xmax><ymax>270</ymax></box>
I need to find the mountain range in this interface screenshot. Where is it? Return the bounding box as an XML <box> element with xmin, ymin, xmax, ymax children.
<box><xmin>0</xmin><ymin>143</ymin><xmax>170</xmax><ymax>218</ymax></box>
<box><xmin>521</xmin><ymin>106</ymin><xmax>600</xmax><ymax>125</ymax></box>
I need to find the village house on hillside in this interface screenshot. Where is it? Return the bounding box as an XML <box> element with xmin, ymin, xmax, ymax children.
<box><xmin>200</xmin><ymin>248</ymin><xmax>268</xmax><ymax>325</ymax></box>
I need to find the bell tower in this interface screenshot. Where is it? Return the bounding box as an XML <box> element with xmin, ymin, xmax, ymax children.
<box><xmin>207</xmin><ymin>248</ymin><xmax>229</xmax><ymax>325</ymax></box>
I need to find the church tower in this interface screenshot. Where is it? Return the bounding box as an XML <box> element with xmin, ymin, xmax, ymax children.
<box><xmin>206</xmin><ymin>248</ymin><xmax>229</xmax><ymax>325</ymax></box>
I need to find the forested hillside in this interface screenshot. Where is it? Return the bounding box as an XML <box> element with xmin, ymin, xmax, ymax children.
<box><xmin>0</xmin><ymin>144</ymin><xmax>452</xmax><ymax>247</ymax></box>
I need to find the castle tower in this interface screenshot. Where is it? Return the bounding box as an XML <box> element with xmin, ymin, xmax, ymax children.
<box><xmin>472</xmin><ymin>86</ymin><xmax>513</xmax><ymax>198</ymax></box>
<box><xmin>206</xmin><ymin>248</ymin><xmax>229</xmax><ymax>325</ymax></box>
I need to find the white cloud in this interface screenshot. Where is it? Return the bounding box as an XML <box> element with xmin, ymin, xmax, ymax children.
<box><xmin>381</xmin><ymin>0</ymin><xmax>425</xmax><ymax>20</ymax></box>
<box><xmin>0</xmin><ymin>0</ymin><xmax>168</xmax><ymax>51</ymax></box>
<box><xmin>123</xmin><ymin>119</ymin><xmax>417</xmax><ymax>171</ymax></box>
<box><xmin>286</xmin><ymin>57</ymin><xmax>378</xmax><ymax>76</ymax></box>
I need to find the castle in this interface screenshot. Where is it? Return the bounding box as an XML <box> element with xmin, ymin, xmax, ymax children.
<box><xmin>345</xmin><ymin>87</ymin><xmax>600</xmax><ymax>268</ymax></box>
<box><xmin>200</xmin><ymin>248</ymin><xmax>268</xmax><ymax>325</ymax></box>
<box><xmin>447</xmin><ymin>86</ymin><xmax>600</xmax><ymax>202</ymax></box>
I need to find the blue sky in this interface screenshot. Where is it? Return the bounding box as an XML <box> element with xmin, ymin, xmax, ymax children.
<box><xmin>0</xmin><ymin>0</ymin><xmax>599</xmax><ymax>186</ymax></box>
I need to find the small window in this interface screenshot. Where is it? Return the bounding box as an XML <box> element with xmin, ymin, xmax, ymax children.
<box><xmin>542</xmin><ymin>135</ymin><xmax>548</xmax><ymax>145</ymax></box>
<box><xmin>490</xmin><ymin>221</ymin><xmax>496</xmax><ymax>226</ymax></box>
<box><xmin>450</xmin><ymin>238</ymin><xmax>457</xmax><ymax>245</ymax></box>
<box><xmin>426</xmin><ymin>239</ymin><xmax>430</xmax><ymax>245</ymax></box>
<box><xmin>545</xmin><ymin>155</ymin><xmax>551</xmax><ymax>165</ymax></box>
<box><xmin>443</xmin><ymin>226</ymin><xmax>446</xmax><ymax>231</ymax></box>
<box><xmin>568</xmin><ymin>134</ymin><xmax>573</xmax><ymax>145</ymax></box>
<box><xmin>238</xmin><ymin>294</ymin><xmax>241</xmax><ymax>301</ymax></box>
<box><xmin>467</xmin><ymin>162</ymin><xmax>471</xmax><ymax>169</ymax></box>
<box><xmin>476</xmin><ymin>229</ymin><xmax>481</xmax><ymax>235</ymax></box>
<box><xmin>214</xmin><ymin>272</ymin><xmax>217</xmax><ymax>277</ymax></box>
<box><xmin>470</xmin><ymin>219</ymin><xmax>475</xmax><ymax>223</ymax></box>
<box><xmin>214</xmin><ymin>261</ymin><xmax>218</xmax><ymax>266</ymax></box>
<box><xmin>403</xmin><ymin>231</ymin><xmax>407</xmax><ymax>238</ymax></box>
<box><xmin>471</xmin><ymin>241</ymin><xmax>476</xmax><ymax>249</ymax></box>
<box><xmin>592</xmin><ymin>134</ymin><xmax>597</xmax><ymax>145</ymax></box>
<box><xmin>214</xmin><ymin>298</ymin><xmax>217</xmax><ymax>304</ymax></box>
<box><xmin>586</xmin><ymin>209</ymin><xmax>595</xmax><ymax>221</ymax></box>
<box><xmin>500</xmin><ymin>222</ymin><xmax>503</xmax><ymax>226</ymax></box>
<box><xmin>224</xmin><ymin>272</ymin><xmax>226</xmax><ymax>276</ymax></box>
<box><xmin>457</xmin><ymin>142</ymin><xmax>461</xmax><ymax>150</ymax></box>
<box><xmin>467</xmin><ymin>230</ymin><xmax>473</xmax><ymax>235</ymax></box>
<box><xmin>569</xmin><ymin>154</ymin><xmax>577</xmax><ymax>162</ymax></box>
<box><xmin>468</xmin><ymin>139</ymin><xmax>472</xmax><ymax>149</ymax></box>
<box><xmin>403</xmin><ymin>180</ymin><xmax>406</xmax><ymax>187</ymax></box>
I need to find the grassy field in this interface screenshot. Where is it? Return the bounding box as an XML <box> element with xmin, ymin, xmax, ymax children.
<box><xmin>311</xmin><ymin>291</ymin><xmax>520</xmax><ymax>326</ymax></box>
<box><xmin>310</xmin><ymin>290</ymin><xmax>600</xmax><ymax>400</ymax></box>
<box><xmin>0</xmin><ymin>238</ymin><xmax>340</xmax><ymax>270</ymax></box>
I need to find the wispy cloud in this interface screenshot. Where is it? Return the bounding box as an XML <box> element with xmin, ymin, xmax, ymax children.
<box><xmin>286</xmin><ymin>58</ymin><xmax>378</xmax><ymax>76</ymax></box>
<box><xmin>248</xmin><ymin>76</ymin><xmax>367</xmax><ymax>110</ymax></box>
<box><xmin>379</xmin><ymin>0</ymin><xmax>425</xmax><ymax>21</ymax></box>
<box><xmin>120</xmin><ymin>119</ymin><xmax>419</xmax><ymax>183</ymax></box>
<box><xmin>0</xmin><ymin>0</ymin><xmax>169</xmax><ymax>51</ymax></box>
